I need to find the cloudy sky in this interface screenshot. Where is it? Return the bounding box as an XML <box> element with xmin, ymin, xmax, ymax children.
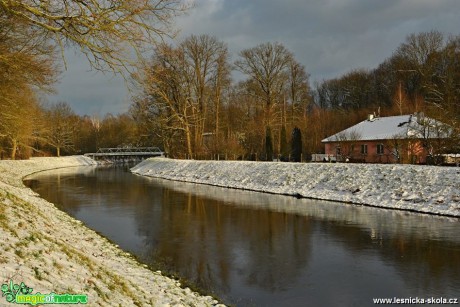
<box><xmin>49</xmin><ymin>0</ymin><xmax>460</xmax><ymax>116</ymax></box>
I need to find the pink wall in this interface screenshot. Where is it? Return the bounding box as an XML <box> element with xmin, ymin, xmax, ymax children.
<box><xmin>324</xmin><ymin>140</ymin><xmax>427</xmax><ymax>164</ymax></box>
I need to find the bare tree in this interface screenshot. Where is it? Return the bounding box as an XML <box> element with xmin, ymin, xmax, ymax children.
<box><xmin>235</xmin><ymin>42</ymin><xmax>293</xmax><ymax>126</ymax></box>
<box><xmin>396</xmin><ymin>31</ymin><xmax>444</xmax><ymax>68</ymax></box>
<box><xmin>0</xmin><ymin>0</ymin><xmax>187</xmax><ymax>73</ymax></box>
<box><xmin>385</xmin><ymin>134</ymin><xmax>407</xmax><ymax>164</ymax></box>
<box><xmin>210</xmin><ymin>43</ymin><xmax>231</xmax><ymax>153</ymax></box>
<box><xmin>0</xmin><ymin>17</ymin><xmax>56</xmax><ymax>95</ymax></box>
<box><xmin>409</xmin><ymin>113</ymin><xmax>452</xmax><ymax>164</ymax></box>
<box><xmin>181</xmin><ymin>35</ymin><xmax>230</xmax><ymax>152</ymax></box>
<box><xmin>134</xmin><ymin>35</ymin><xmax>230</xmax><ymax>157</ymax></box>
<box><xmin>287</xmin><ymin>58</ymin><xmax>311</xmax><ymax>125</ymax></box>
<box><xmin>98</xmin><ymin>113</ymin><xmax>137</xmax><ymax>148</ymax></box>
<box><xmin>333</xmin><ymin>129</ymin><xmax>362</xmax><ymax>161</ymax></box>
<box><xmin>43</xmin><ymin>102</ymin><xmax>78</xmax><ymax>156</ymax></box>
<box><xmin>0</xmin><ymin>88</ymin><xmax>41</xmax><ymax>159</ymax></box>
<box><xmin>0</xmin><ymin>17</ymin><xmax>56</xmax><ymax>159</ymax></box>
<box><xmin>235</xmin><ymin>42</ymin><xmax>295</xmax><ymax>161</ymax></box>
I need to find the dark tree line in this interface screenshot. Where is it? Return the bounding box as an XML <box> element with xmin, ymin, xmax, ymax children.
<box><xmin>315</xmin><ymin>31</ymin><xmax>460</xmax><ymax>124</ymax></box>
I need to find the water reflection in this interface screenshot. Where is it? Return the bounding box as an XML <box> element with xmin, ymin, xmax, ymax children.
<box><xmin>25</xmin><ymin>167</ymin><xmax>460</xmax><ymax>306</ymax></box>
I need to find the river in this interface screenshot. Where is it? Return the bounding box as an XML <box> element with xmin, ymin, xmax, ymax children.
<box><xmin>24</xmin><ymin>165</ymin><xmax>460</xmax><ymax>306</ymax></box>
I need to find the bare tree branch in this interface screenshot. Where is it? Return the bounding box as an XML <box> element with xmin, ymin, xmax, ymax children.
<box><xmin>0</xmin><ymin>0</ymin><xmax>188</xmax><ymax>74</ymax></box>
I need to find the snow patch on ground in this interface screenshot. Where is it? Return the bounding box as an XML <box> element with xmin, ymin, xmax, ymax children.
<box><xmin>0</xmin><ymin>156</ymin><xmax>223</xmax><ymax>306</ymax></box>
<box><xmin>132</xmin><ymin>158</ymin><xmax>460</xmax><ymax>217</ymax></box>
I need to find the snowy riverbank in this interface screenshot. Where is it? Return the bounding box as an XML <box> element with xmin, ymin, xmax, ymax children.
<box><xmin>0</xmin><ymin>156</ymin><xmax>223</xmax><ymax>306</ymax></box>
<box><xmin>131</xmin><ymin>158</ymin><xmax>460</xmax><ymax>218</ymax></box>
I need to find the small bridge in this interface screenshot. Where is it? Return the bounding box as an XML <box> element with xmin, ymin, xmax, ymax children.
<box><xmin>84</xmin><ymin>147</ymin><xmax>165</xmax><ymax>162</ymax></box>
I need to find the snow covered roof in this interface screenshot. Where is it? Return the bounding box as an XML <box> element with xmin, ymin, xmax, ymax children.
<box><xmin>322</xmin><ymin>113</ymin><xmax>450</xmax><ymax>143</ymax></box>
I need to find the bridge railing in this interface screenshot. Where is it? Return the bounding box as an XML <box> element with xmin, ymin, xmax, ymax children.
<box><xmin>95</xmin><ymin>147</ymin><xmax>163</xmax><ymax>154</ymax></box>
<box><xmin>84</xmin><ymin>147</ymin><xmax>165</xmax><ymax>158</ymax></box>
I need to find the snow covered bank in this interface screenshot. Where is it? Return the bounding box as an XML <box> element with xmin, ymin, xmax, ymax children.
<box><xmin>0</xmin><ymin>156</ymin><xmax>223</xmax><ymax>306</ymax></box>
<box><xmin>131</xmin><ymin>158</ymin><xmax>460</xmax><ymax>218</ymax></box>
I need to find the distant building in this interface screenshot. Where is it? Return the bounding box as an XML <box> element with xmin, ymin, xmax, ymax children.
<box><xmin>321</xmin><ymin>113</ymin><xmax>451</xmax><ymax>164</ymax></box>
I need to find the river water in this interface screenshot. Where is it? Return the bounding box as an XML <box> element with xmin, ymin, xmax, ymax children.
<box><xmin>24</xmin><ymin>166</ymin><xmax>460</xmax><ymax>306</ymax></box>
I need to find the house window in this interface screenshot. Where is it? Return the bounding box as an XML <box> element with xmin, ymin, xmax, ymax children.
<box><xmin>377</xmin><ymin>144</ymin><xmax>384</xmax><ymax>155</ymax></box>
<box><xmin>361</xmin><ymin>144</ymin><xmax>368</xmax><ymax>155</ymax></box>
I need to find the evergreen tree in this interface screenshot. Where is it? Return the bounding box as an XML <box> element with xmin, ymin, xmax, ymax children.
<box><xmin>280</xmin><ymin>125</ymin><xmax>289</xmax><ymax>161</ymax></box>
<box><xmin>291</xmin><ymin>127</ymin><xmax>302</xmax><ymax>162</ymax></box>
<box><xmin>265</xmin><ymin>126</ymin><xmax>273</xmax><ymax>161</ymax></box>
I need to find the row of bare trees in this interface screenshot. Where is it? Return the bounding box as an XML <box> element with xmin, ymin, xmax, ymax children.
<box><xmin>133</xmin><ymin>31</ymin><xmax>460</xmax><ymax>160</ymax></box>
<box><xmin>131</xmin><ymin>35</ymin><xmax>231</xmax><ymax>157</ymax></box>
<box><xmin>132</xmin><ymin>37</ymin><xmax>312</xmax><ymax>160</ymax></box>
<box><xmin>1</xmin><ymin>1</ymin><xmax>458</xmax><ymax>162</ymax></box>
<box><xmin>0</xmin><ymin>99</ymin><xmax>140</xmax><ymax>159</ymax></box>
<box><xmin>315</xmin><ymin>31</ymin><xmax>460</xmax><ymax>131</ymax></box>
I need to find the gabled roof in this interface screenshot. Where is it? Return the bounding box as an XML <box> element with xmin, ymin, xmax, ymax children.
<box><xmin>322</xmin><ymin>113</ymin><xmax>450</xmax><ymax>143</ymax></box>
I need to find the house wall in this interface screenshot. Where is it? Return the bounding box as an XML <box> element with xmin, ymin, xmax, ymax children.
<box><xmin>324</xmin><ymin>140</ymin><xmax>428</xmax><ymax>164</ymax></box>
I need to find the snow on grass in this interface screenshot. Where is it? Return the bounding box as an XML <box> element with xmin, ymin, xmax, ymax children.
<box><xmin>0</xmin><ymin>156</ymin><xmax>223</xmax><ymax>306</ymax></box>
<box><xmin>131</xmin><ymin>158</ymin><xmax>460</xmax><ymax>218</ymax></box>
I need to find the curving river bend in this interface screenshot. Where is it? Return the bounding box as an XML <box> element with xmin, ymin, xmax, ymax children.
<box><xmin>24</xmin><ymin>165</ymin><xmax>460</xmax><ymax>306</ymax></box>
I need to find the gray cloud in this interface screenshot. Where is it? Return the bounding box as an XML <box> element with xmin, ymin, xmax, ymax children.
<box><xmin>48</xmin><ymin>50</ymin><xmax>130</xmax><ymax>116</ymax></box>
<box><xmin>51</xmin><ymin>0</ymin><xmax>460</xmax><ymax>115</ymax></box>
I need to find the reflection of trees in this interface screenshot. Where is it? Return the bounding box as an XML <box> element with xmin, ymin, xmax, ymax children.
<box><xmin>323</xmin><ymin>221</ymin><xmax>460</xmax><ymax>295</ymax></box>
<box><xmin>28</xmin><ymin>168</ymin><xmax>460</xmax><ymax>303</ymax></box>
<box><xmin>133</xmin><ymin>179</ymin><xmax>460</xmax><ymax>299</ymax></box>
<box><xmin>241</xmin><ymin>211</ymin><xmax>311</xmax><ymax>292</ymax></box>
<box><xmin>25</xmin><ymin>166</ymin><xmax>165</xmax><ymax>224</ymax></box>
<box><xmin>134</xmin><ymin>188</ymin><xmax>313</xmax><ymax>298</ymax></box>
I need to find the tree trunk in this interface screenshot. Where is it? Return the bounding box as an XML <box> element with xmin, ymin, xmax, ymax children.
<box><xmin>185</xmin><ymin>124</ymin><xmax>193</xmax><ymax>158</ymax></box>
<box><xmin>215</xmin><ymin>88</ymin><xmax>221</xmax><ymax>153</ymax></box>
<box><xmin>11</xmin><ymin>139</ymin><xmax>17</xmax><ymax>160</ymax></box>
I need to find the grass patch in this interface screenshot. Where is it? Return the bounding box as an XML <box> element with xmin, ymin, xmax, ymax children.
<box><xmin>14</xmin><ymin>249</ymin><xmax>24</xmax><ymax>258</ymax></box>
<box><xmin>52</xmin><ymin>260</ymin><xmax>64</xmax><ymax>271</ymax></box>
<box><xmin>14</xmin><ymin>232</ymin><xmax>39</xmax><ymax>249</ymax></box>
<box><xmin>0</xmin><ymin>255</ymin><xmax>8</xmax><ymax>264</ymax></box>
<box><xmin>93</xmin><ymin>284</ymin><xmax>110</xmax><ymax>303</ymax></box>
<box><xmin>26</xmin><ymin>233</ymin><xmax>38</xmax><ymax>242</ymax></box>
<box><xmin>33</xmin><ymin>267</ymin><xmax>43</xmax><ymax>280</ymax></box>
<box><xmin>0</xmin><ymin>195</ymin><xmax>10</xmax><ymax>230</ymax></box>
<box><xmin>0</xmin><ymin>213</ymin><xmax>7</xmax><ymax>230</ymax></box>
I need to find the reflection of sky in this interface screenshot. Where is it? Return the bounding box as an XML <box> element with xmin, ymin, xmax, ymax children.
<box><xmin>300</xmin><ymin>235</ymin><xmax>406</xmax><ymax>307</ymax></box>
<box><xmin>75</xmin><ymin>206</ymin><xmax>147</xmax><ymax>254</ymax></box>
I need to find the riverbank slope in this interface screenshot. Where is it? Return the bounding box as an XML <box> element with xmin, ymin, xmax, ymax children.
<box><xmin>131</xmin><ymin>158</ymin><xmax>460</xmax><ymax>217</ymax></box>
<box><xmin>0</xmin><ymin>156</ymin><xmax>222</xmax><ymax>306</ymax></box>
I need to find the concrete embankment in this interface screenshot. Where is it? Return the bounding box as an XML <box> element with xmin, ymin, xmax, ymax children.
<box><xmin>0</xmin><ymin>156</ymin><xmax>223</xmax><ymax>306</ymax></box>
<box><xmin>131</xmin><ymin>158</ymin><xmax>460</xmax><ymax>217</ymax></box>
